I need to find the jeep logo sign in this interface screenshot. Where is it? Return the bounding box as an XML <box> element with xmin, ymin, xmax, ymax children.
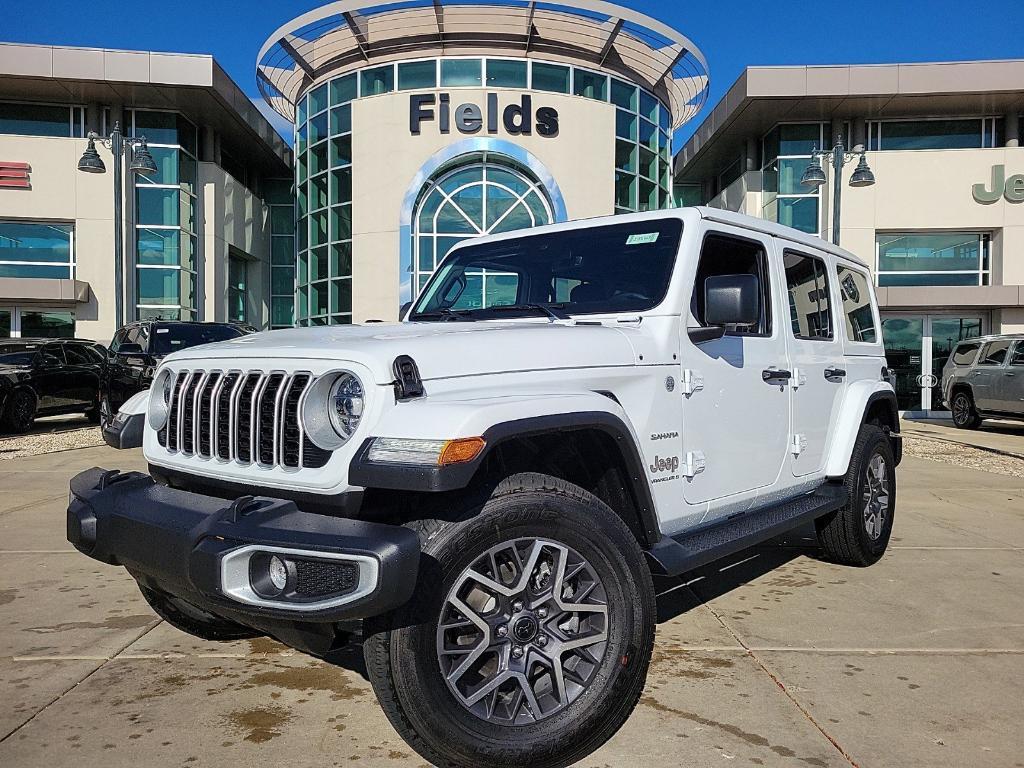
<box><xmin>973</xmin><ymin>165</ymin><xmax>1024</xmax><ymax>204</ymax></box>
<box><xmin>410</xmin><ymin>93</ymin><xmax>559</xmax><ymax>138</ymax></box>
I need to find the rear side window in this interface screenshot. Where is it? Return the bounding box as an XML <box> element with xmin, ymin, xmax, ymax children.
<box><xmin>835</xmin><ymin>265</ymin><xmax>876</xmax><ymax>343</ymax></box>
<box><xmin>979</xmin><ymin>340</ymin><xmax>1011</xmax><ymax>366</ymax></box>
<box><xmin>1011</xmin><ymin>343</ymin><xmax>1024</xmax><ymax>367</ymax></box>
<box><xmin>691</xmin><ymin>233</ymin><xmax>772</xmax><ymax>336</ymax></box>
<box><xmin>951</xmin><ymin>342</ymin><xmax>980</xmax><ymax>366</ymax></box>
<box><xmin>784</xmin><ymin>251</ymin><xmax>832</xmax><ymax>340</ymax></box>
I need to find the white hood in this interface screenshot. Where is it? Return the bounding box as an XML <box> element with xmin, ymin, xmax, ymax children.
<box><xmin>162</xmin><ymin>321</ymin><xmax>639</xmax><ymax>384</ymax></box>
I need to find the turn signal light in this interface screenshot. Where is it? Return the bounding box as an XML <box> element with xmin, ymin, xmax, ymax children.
<box><xmin>438</xmin><ymin>437</ymin><xmax>486</xmax><ymax>466</ymax></box>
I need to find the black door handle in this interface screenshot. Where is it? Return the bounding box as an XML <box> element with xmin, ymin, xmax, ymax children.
<box><xmin>762</xmin><ymin>368</ymin><xmax>792</xmax><ymax>383</ymax></box>
<box><xmin>824</xmin><ymin>367</ymin><xmax>847</xmax><ymax>381</ymax></box>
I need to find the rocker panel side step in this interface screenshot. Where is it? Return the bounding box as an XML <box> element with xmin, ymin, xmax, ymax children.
<box><xmin>645</xmin><ymin>484</ymin><xmax>848</xmax><ymax>577</ymax></box>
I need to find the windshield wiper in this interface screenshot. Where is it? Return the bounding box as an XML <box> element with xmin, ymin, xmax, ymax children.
<box><xmin>487</xmin><ymin>303</ymin><xmax>570</xmax><ymax>322</ymax></box>
<box><xmin>410</xmin><ymin>308</ymin><xmax>473</xmax><ymax>322</ymax></box>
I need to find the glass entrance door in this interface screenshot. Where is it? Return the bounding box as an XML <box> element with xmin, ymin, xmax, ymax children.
<box><xmin>881</xmin><ymin>314</ymin><xmax>984</xmax><ymax>413</ymax></box>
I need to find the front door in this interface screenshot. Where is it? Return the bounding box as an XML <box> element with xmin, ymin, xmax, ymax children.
<box><xmin>681</xmin><ymin>225</ymin><xmax>791</xmax><ymax>510</ymax></box>
<box><xmin>881</xmin><ymin>314</ymin><xmax>984</xmax><ymax>413</ymax></box>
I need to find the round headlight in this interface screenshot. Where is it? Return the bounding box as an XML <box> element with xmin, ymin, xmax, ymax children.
<box><xmin>329</xmin><ymin>373</ymin><xmax>364</xmax><ymax>440</ymax></box>
<box><xmin>148</xmin><ymin>369</ymin><xmax>173</xmax><ymax>430</ymax></box>
<box><xmin>300</xmin><ymin>370</ymin><xmax>366</xmax><ymax>451</ymax></box>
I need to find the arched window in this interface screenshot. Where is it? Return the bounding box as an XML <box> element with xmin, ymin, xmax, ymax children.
<box><xmin>412</xmin><ymin>153</ymin><xmax>553</xmax><ymax>305</ymax></box>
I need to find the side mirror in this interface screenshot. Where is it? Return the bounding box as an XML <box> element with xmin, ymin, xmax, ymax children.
<box><xmin>705</xmin><ymin>274</ymin><xmax>760</xmax><ymax>327</ymax></box>
<box><xmin>117</xmin><ymin>343</ymin><xmax>144</xmax><ymax>356</ymax></box>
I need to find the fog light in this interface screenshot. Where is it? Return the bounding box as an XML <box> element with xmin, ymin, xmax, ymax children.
<box><xmin>268</xmin><ymin>555</ymin><xmax>288</xmax><ymax>591</ymax></box>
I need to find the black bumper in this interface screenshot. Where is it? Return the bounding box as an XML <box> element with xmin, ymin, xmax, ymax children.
<box><xmin>102</xmin><ymin>412</ymin><xmax>144</xmax><ymax>450</ymax></box>
<box><xmin>67</xmin><ymin>468</ymin><xmax>420</xmax><ymax>628</ymax></box>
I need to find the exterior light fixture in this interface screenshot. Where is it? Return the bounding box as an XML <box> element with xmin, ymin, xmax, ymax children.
<box><xmin>849</xmin><ymin>154</ymin><xmax>876</xmax><ymax>188</ymax></box>
<box><xmin>800</xmin><ymin>134</ymin><xmax>877</xmax><ymax>246</ymax></box>
<box><xmin>129</xmin><ymin>139</ymin><xmax>159</xmax><ymax>176</ymax></box>
<box><xmin>77</xmin><ymin>137</ymin><xmax>106</xmax><ymax>173</ymax></box>
<box><xmin>799</xmin><ymin>156</ymin><xmax>826</xmax><ymax>188</ymax></box>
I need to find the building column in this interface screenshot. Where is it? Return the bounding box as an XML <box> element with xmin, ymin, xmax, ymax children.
<box><xmin>745</xmin><ymin>137</ymin><xmax>757</xmax><ymax>172</ymax></box>
<box><xmin>1007</xmin><ymin>112</ymin><xmax>1020</xmax><ymax>148</ymax></box>
<box><xmin>85</xmin><ymin>103</ymin><xmax>102</xmax><ymax>135</ymax></box>
<box><xmin>830</xmin><ymin>118</ymin><xmax>843</xmax><ymax>148</ymax></box>
<box><xmin>852</xmin><ymin>117</ymin><xmax>867</xmax><ymax>153</ymax></box>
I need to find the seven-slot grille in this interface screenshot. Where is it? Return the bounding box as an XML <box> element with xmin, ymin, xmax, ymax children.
<box><xmin>159</xmin><ymin>370</ymin><xmax>328</xmax><ymax>469</ymax></box>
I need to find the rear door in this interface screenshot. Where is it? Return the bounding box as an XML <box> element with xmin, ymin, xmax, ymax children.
<box><xmin>972</xmin><ymin>340</ymin><xmax>1012</xmax><ymax>410</ymax></box>
<box><xmin>998</xmin><ymin>341</ymin><xmax>1024</xmax><ymax>414</ymax></box>
<box><xmin>33</xmin><ymin>343</ymin><xmax>68</xmax><ymax>412</ymax></box>
<box><xmin>681</xmin><ymin>224</ymin><xmax>791</xmax><ymax>513</ymax></box>
<box><xmin>780</xmin><ymin>247</ymin><xmax>845</xmax><ymax>476</ymax></box>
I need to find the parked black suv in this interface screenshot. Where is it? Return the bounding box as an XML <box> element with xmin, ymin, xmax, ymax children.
<box><xmin>101</xmin><ymin>321</ymin><xmax>254</xmax><ymax>425</ymax></box>
<box><xmin>0</xmin><ymin>338</ymin><xmax>107</xmax><ymax>433</ymax></box>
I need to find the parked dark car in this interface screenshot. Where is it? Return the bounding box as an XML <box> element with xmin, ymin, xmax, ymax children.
<box><xmin>0</xmin><ymin>338</ymin><xmax>107</xmax><ymax>433</ymax></box>
<box><xmin>100</xmin><ymin>321</ymin><xmax>254</xmax><ymax>425</ymax></box>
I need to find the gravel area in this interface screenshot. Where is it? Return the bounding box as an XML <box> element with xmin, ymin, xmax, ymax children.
<box><xmin>0</xmin><ymin>426</ymin><xmax>103</xmax><ymax>460</ymax></box>
<box><xmin>901</xmin><ymin>433</ymin><xmax>1024</xmax><ymax>479</ymax></box>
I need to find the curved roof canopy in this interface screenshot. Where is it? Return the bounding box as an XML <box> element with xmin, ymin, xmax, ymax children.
<box><xmin>257</xmin><ymin>0</ymin><xmax>709</xmax><ymax>129</ymax></box>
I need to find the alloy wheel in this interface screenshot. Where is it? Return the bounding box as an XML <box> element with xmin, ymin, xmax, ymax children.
<box><xmin>862</xmin><ymin>453</ymin><xmax>890</xmax><ymax>540</ymax></box>
<box><xmin>952</xmin><ymin>394</ymin><xmax>971</xmax><ymax>426</ymax></box>
<box><xmin>436</xmin><ymin>537</ymin><xmax>609</xmax><ymax>725</ymax></box>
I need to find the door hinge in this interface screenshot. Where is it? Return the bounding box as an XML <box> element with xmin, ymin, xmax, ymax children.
<box><xmin>792</xmin><ymin>367</ymin><xmax>808</xmax><ymax>389</ymax></box>
<box><xmin>681</xmin><ymin>450</ymin><xmax>706</xmax><ymax>479</ymax></box>
<box><xmin>791</xmin><ymin>433</ymin><xmax>808</xmax><ymax>456</ymax></box>
<box><xmin>681</xmin><ymin>369</ymin><xmax>704</xmax><ymax>396</ymax></box>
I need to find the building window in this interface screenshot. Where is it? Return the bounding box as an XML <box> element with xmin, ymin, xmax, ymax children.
<box><xmin>0</xmin><ymin>102</ymin><xmax>84</xmax><ymax>138</ymax></box>
<box><xmin>486</xmin><ymin>60</ymin><xmax>527</xmax><ymax>89</ymax></box>
<box><xmin>673</xmin><ymin>184</ymin><xmax>702</xmax><ymax>207</ymax></box>
<box><xmin>612</xmin><ymin>78</ymin><xmax>672</xmax><ymax>214</ymax></box>
<box><xmin>131</xmin><ymin>109</ymin><xmax>199</xmax><ymax>321</ymax></box>
<box><xmin>761</xmin><ymin>123</ymin><xmax>825</xmax><ymax>235</ymax></box>
<box><xmin>398</xmin><ymin>60</ymin><xmax>438</xmax><ymax>91</ymax></box>
<box><xmin>531</xmin><ymin>63</ymin><xmax>570</xmax><ymax>94</ymax></box>
<box><xmin>0</xmin><ymin>307</ymin><xmax>75</xmax><ymax>338</ymax></box>
<box><xmin>412</xmin><ymin>154</ymin><xmax>553</xmax><ymax>303</ymax></box>
<box><xmin>227</xmin><ymin>252</ymin><xmax>248</xmax><ymax>323</ymax></box>
<box><xmin>876</xmin><ymin>233</ymin><xmax>990</xmax><ymax>287</ymax></box>
<box><xmin>440</xmin><ymin>59</ymin><xmax>482</xmax><ymax>87</ymax></box>
<box><xmin>0</xmin><ymin>221</ymin><xmax>74</xmax><ymax>279</ymax></box>
<box><xmin>265</xmin><ymin>179</ymin><xmax>295</xmax><ymax>329</ymax></box>
<box><xmin>867</xmin><ymin>118</ymin><xmax>1002</xmax><ymax>151</ymax></box>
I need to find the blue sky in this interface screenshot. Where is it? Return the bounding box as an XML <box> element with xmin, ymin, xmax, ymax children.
<box><xmin>4</xmin><ymin>0</ymin><xmax>1022</xmax><ymax>145</ymax></box>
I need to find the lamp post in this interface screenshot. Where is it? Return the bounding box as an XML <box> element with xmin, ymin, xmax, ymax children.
<box><xmin>77</xmin><ymin>121</ymin><xmax>158</xmax><ymax>329</ymax></box>
<box><xmin>800</xmin><ymin>134</ymin><xmax>875</xmax><ymax>246</ymax></box>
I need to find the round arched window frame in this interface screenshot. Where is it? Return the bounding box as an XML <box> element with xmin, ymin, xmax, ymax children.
<box><xmin>412</xmin><ymin>153</ymin><xmax>554</xmax><ymax>304</ymax></box>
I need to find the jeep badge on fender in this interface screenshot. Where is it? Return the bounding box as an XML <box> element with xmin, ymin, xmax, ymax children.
<box><xmin>68</xmin><ymin>207</ymin><xmax>901</xmax><ymax>768</ymax></box>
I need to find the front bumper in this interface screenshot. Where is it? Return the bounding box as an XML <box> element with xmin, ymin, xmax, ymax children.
<box><xmin>67</xmin><ymin>467</ymin><xmax>420</xmax><ymax>628</ymax></box>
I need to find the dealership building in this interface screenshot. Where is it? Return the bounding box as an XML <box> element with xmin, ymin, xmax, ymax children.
<box><xmin>675</xmin><ymin>60</ymin><xmax>1024</xmax><ymax>413</ymax></box>
<box><xmin>0</xmin><ymin>42</ymin><xmax>293</xmax><ymax>343</ymax></box>
<box><xmin>255</xmin><ymin>0</ymin><xmax>709</xmax><ymax>324</ymax></box>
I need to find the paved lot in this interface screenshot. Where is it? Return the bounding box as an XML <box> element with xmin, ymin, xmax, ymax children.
<box><xmin>0</xmin><ymin>434</ymin><xmax>1021</xmax><ymax>768</ymax></box>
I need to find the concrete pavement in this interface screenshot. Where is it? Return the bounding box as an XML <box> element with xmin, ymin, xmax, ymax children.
<box><xmin>0</xmin><ymin>444</ymin><xmax>1021</xmax><ymax>767</ymax></box>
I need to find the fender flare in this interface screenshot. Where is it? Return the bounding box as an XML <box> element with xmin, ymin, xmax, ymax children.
<box><xmin>824</xmin><ymin>383</ymin><xmax>899</xmax><ymax>478</ymax></box>
<box><xmin>348</xmin><ymin>398</ymin><xmax>661</xmax><ymax>547</ymax></box>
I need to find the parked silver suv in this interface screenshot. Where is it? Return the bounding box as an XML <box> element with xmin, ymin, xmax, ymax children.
<box><xmin>942</xmin><ymin>334</ymin><xmax>1024</xmax><ymax>429</ymax></box>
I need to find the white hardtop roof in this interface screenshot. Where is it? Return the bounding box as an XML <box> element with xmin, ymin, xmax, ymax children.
<box><xmin>452</xmin><ymin>206</ymin><xmax>870</xmax><ymax>269</ymax></box>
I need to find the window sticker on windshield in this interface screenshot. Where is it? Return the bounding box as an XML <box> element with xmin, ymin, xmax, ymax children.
<box><xmin>626</xmin><ymin>232</ymin><xmax>660</xmax><ymax>245</ymax></box>
<box><xmin>156</xmin><ymin>328</ymin><xmax>169</xmax><ymax>333</ymax></box>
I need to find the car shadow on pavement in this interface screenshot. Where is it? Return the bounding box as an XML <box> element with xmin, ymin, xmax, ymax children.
<box><xmin>654</xmin><ymin>523</ymin><xmax>821</xmax><ymax>624</ymax></box>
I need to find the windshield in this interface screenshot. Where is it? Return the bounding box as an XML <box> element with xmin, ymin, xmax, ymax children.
<box><xmin>150</xmin><ymin>324</ymin><xmax>248</xmax><ymax>355</ymax></box>
<box><xmin>0</xmin><ymin>344</ymin><xmax>39</xmax><ymax>366</ymax></box>
<box><xmin>409</xmin><ymin>218</ymin><xmax>683</xmax><ymax>321</ymax></box>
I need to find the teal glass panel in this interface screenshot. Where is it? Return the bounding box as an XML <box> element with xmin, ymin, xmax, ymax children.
<box><xmin>0</xmin><ymin>221</ymin><xmax>72</xmax><ymax>265</ymax></box>
<box><xmin>778</xmin><ymin>124</ymin><xmax>821</xmax><ymax>156</ymax></box>
<box><xmin>486</xmin><ymin>166</ymin><xmax>530</xmax><ymax>196</ymax></box>
<box><xmin>658</xmin><ymin>105</ymin><xmax>670</xmax><ymax>132</ymax></box>
<box><xmin>309</xmin><ymin>112</ymin><xmax>328</xmax><ymax>145</ymax></box>
<box><xmin>330</xmin><ymin>74</ymin><xmax>357</xmax><ymax>105</ymax></box>
<box><xmin>880</xmin><ymin>119</ymin><xmax>983</xmax><ymax>150</ymax></box>
<box><xmin>484</xmin><ymin>184</ymin><xmax>518</xmax><ymax>229</ymax></box>
<box><xmin>610</xmin><ymin>79</ymin><xmax>637</xmax><ymax>111</ymax></box>
<box><xmin>310</xmin><ymin>281</ymin><xmax>329</xmax><ymax>316</ymax></box>
<box><xmin>777</xmin><ymin>197</ymin><xmax>818</xmax><ymax>233</ymax></box>
<box><xmin>417</xmin><ymin>190</ymin><xmax>443</xmax><ymax>234</ymax></box>
<box><xmin>310</xmin><ymin>174</ymin><xmax>328</xmax><ymax>210</ymax></box>
<box><xmin>271</xmin><ymin>265</ymin><xmax>293</xmax><ymax>295</ymax></box>
<box><xmin>308</xmin><ymin>84</ymin><xmax>328</xmax><ymax>115</ymax></box>
<box><xmin>330</xmin><ymin>105</ymin><xmax>351</xmax><ymax>136</ymax></box>
<box><xmin>331</xmin><ymin>242</ymin><xmax>352</xmax><ymax>277</ymax></box>
<box><xmin>441</xmin><ymin>59</ymin><xmax>482</xmax><ymax>86</ymax></box>
<box><xmin>330</xmin><ymin>135</ymin><xmax>352</xmax><ymax>167</ymax></box>
<box><xmin>136</xmin><ymin>187</ymin><xmax>179</xmax><ymax>226</ymax></box>
<box><xmin>522</xmin><ymin>191</ymin><xmax>549</xmax><ymax>225</ymax></box>
<box><xmin>877</xmin><ymin>233</ymin><xmax>982</xmax><ymax>273</ymax></box>
<box><xmin>532</xmin><ymin>63</ymin><xmax>570</xmax><ymax>93</ymax></box>
<box><xmin>310</xmin><ymin>211</ymin><xmax>329</xmax><ymax>247</ymax></box>
<box><xmin>137</xmin><ymin>267</ymin><xmax>181</xmax><ymax>305</ymax></box>
<box><xmin>271</xmin><ymin>295</ymin><xmax>294</xmax><ymax>327</ymax></box>
<box><xmin>638</xmin><ymin>147</ymin><xmax>657</xmax><ymax>181</ymax></box>
<box><xmin>264</xmin><ymin>179</ymin><xmax>293</xmax><ymax>206</ymax></box>
<box><xmin>0</xmin><ymin>103</ymin><xmax>72</xmax><ymax>137</ymax></box>
<box><xmin>399</xmin><ymin>60</ymin><xmax>437</xmax><ymax>90</ymax></box>
<box><xmin>296</xmin><ymin>95</ymin><xmax>307</xmax><ymax>125</ymax></box>
<box><xmin>615</xmin><ymin>172</ymin><xmax>636</xmax><ymax>210</ymax></box>
<box><xmin>310</xmin><ymin>246</ymin><xmax>329</xmax><ymax>281</ymax></box>
<box><xmin>436</xmin><ymin>200</ymin><xmax>478</xmax><ymax>234</ymax></box>
<box><xmin>439</xmin><ymin>165</ymin><xmax>483</xmax><ymax>196</ymax></box>
<box><xmin>297</xmin><ymin>250</ymin><xmax>308</xmax><ymax>285</ymax></box>
<box><xmin>639</xmin><ymin>91</ymin><xmax>658</xmax><ymax>122</ymax></box>
<box><xmin>331</xmin><ymin>205</ymin><xmax>352</xmax><ymax>241</ymax></box>
<box><xmin>136</xmin><ymin>146</ymin><xmax>177</xmax><ymax>185</ymax></box>
<box><xmin>309</xmin><ymin>143</ymin><xmax>329</xmax><ymax>176</ymax></box>
<box><xmin>486</xmin><ymin>59</ymin><xmax>527</xmax><ymax>88</ymax></box>
<box><xmin>331</xmin><ymin>279</ymin><xmax>352</xmax><ymax>313</ymax></box>
<box><xmin>777</xmin><ymin>158</ymin><xmax>812</xmax><ymax>194</ymax></box>
<box><xmin>490</xmin><ymin>202</ymin><xmax>532</xmax><ymax>233</ymax></box>
<box><xmin>133</xmin><ymin>110</ymin><xmax>177</xmax><ymax>144</ymax></box>
<box><xmin>615</xmin><ymin>140</ymin><xmax>636</xmax><ymax>172</ymax></box>
<box><xmin>361</xmin><ymin>66</ymin><xmax>394</xmax><ymax>96</ymax></box>
<box><xmin>615</xmin><ymin>110</ymin><xmax>636</xmax><ymax>141</ymax></box>
<box><xmin>136</xmin><ymin>229</ymin><xmax>180</xmax><ymax>266</ymax></box>
<box><xmin>178</xmin><ymin>152</ymin><xmax>196</xmax><ymax>194</ymax></box>
<box><xmin>418</xmin><ymin>237</ymin><xmax>434</xmax><ymax>272</ymax></box>
<box><xmin>573</xmin><ymin>69</ymin><xmax>607</xmax><ymax>100</ymax></box>
<box><xmin>271</xmin><ymin>207</ymin><xmax>294</xmax><ymax>236</ymax></box>
<box><xmin>639</xmin><ymin>118</ymin><xmax>657</xmax><ymax>151</ymax></box>
<box><xmin>331</xmin><ymin>168</ymin><xmax>352</xmax><ymax>205</ymax></box>
<box><xmin>638</xmin><ymin>178</ymin><xmax>657</xmax><ymax>212</ymax></box>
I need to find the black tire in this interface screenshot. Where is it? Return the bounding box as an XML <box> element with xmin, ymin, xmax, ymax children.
<box><xmin>363</xmin><ymin>472</ymin><xmax>655</xmax><ymax>768</ymax></box>
<box><xmin>816</xmin><ymin>424</ymin><xmax>896</xmax><ymax>567</ymax></box>
<box><xmin>2</xmin><ymin>390</ymin><xmax>36</xmax><ymax>434</ymax></box>
<box><xmin>951</xmin><ymin>390</ymin><xmax>982</xmax><ymax>430</ymax></box>
<box><xmin>139</xmin><ymin>584</ymin><xmax>261</xmax><ymax>641</ymax></box>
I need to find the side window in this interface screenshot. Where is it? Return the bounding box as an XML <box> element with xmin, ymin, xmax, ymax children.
<box><xmin>978</xmin><ymin>340</ymin><xmax>1011</xmax><ymax>366</ymax></box>
<box><xmin>835</xmin><ymin>265</ymin><xmax>877</xmax><ymax>343</ymax></box>
<box><xmin>109</xmin><ymin>328</ymin><xmax>127</xmax><ymax>353</ymax></box>
<box><xmin>952</xmin><ymin>342</ymin><xmax>980</xmax><ymax>366</ymax></box>
<box><xmin>691</xmin><ymin>233</ymin><xmax>772</xmax><ymax>336</ymax></box>
<box><xmin>63</xmin><ymin>344</ymin><xmax>91</xmax><ymax>366</ymax></box>
<box><xmin>40</xmin><ymin>344</ymin><xmax>66</xmax><ymax>367</ymax></box>
<box><xmin>1010</xmin><ymin>342</ymin><xmax>1024</xmax><ymax>367</ymax></box>
<box><xmin>125</xmin><ymin>325</ymin><xmax>148</xmax><ymax>350</ymax></box>
<box><xmin>784</xmin><ymin>251</ymin><xmax>833</xmax><ymax>340</ymax></box>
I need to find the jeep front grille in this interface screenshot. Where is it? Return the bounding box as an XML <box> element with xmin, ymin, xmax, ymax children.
<box><xmin>159</xmin><ymin>369</ymin><xmax>329</xmax><ymax>469</ymax></box>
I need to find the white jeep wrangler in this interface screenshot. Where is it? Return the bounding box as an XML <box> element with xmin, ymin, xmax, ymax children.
<box><xmin>70</xmin><ymin>207</ymin><xmax>900</xmax><ymax>768</ymax></box>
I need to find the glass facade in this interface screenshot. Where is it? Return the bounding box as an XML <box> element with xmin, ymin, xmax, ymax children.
<box><xmin>412</xmin><ymin>156</ymin><xmax>553</xmax><ymax>301</ymax></box>
<box><xmin>265</xmin><ymin>179</ymin><xmax>296</xmax><ymax>329</ymax></box>
<box><xmin>0</xmin><ymin>221</ymin><xmax>74</xmax><ymax>279</ymax></box>
<box><xmin>293</xmin><ymin>57</ymin><xmax>673</xmax><ymax>325</ymax></box>
<box><xmin>761</xmin><ymin>123</ymin><xmax>825</xmax><ymax>235</ymax></box>
<box><xmin>227</xmin><ymin>253</ymin><xmax>248</xmax><ymax>323</ymax></box>
<box><xmin>876</xmin><ymin>233</ymin><xmax>990</xmax><ymax>287</ymax></box>
<box><xmin>867</xmin><ymin>118</ymin><xmax>1003</xmax><ymax>151</ymax></box>
<box><xmin>0</xmin><ymin>102</ymin><xmax>85</xmax><ymax>138</ymax></box>
<box><xmin>131</xmin><ymin>110</ymin><xmax>199</xmax><ymax>320</ymax></box>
